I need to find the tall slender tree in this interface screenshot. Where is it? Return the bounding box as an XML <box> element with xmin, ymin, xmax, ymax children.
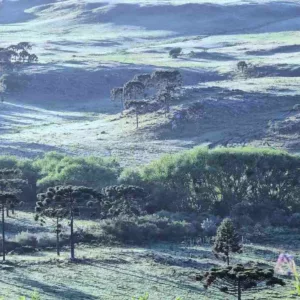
<box><xmin>125</xmin><ymin>100</ymin><xmax>148</xmax><ymax>128</ymax></box>
<box><xmin>0</xmin><ymin>169</ymin><xmax>26</xmax><ymax>261</ymax></box>
<box><xmin>35</xmin><ymin>185</ymin><xmax>103</xmax><ymax>260</ymax></box>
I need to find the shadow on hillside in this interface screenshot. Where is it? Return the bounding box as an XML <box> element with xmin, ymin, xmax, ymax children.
<box><xmin>156</xmin><ymin>87</ymin><xmax>300</xmax><ymax>149</ymax></box>
<box><xmin>8</xmin><ymin>65</ymin><xmax>228</xmax><ymax>113</ymax></box>
<box><xmin>82</xmin><ymin>2</ymin><xmax>300</xmax><ymax>36</ymax></box>
<box><xmin>181</xmin><ymin>52</ymin><xmax>236</xmax><ymax>61</ymax></box>
<box><xmin>246</xmin><ymin>45</ymin><xmax>300</xmax><ymax>56</ymax></box>
<box><xmin>0</xmin><ymin>141</ymin><xmax>70</xmax><ymax>158</ymax></box>
<box><xmin>246</xmin><ymin>64</ymin><xmax>300</xmax><ymax>78</ymax></box>
<box><xmin>4</xmin><ymin>215</ymin><xmax>48</xmax><ymax>234</ymax></box>
<box><xmin>85</xmin><ymin>260</ymin><xmax>203</xmax><ymax>295</ymax></box>
<box><xmin>10</xmin><ymin>277</ymin><xmax>98</xmax><ymax>300</ymax></box>
<box><xmin>0</xmin><ymin>0</ymin><xmax>54</xmax><ymax>24</ymax></box>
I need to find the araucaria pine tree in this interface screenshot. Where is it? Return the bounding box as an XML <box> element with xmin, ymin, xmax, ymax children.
<box><xmin>198</xmin><ymin>264</ymin><xmax>285</xmax><ymax>300</ymax></box>
<box><xmin>213</xmin><ymin>218</ymin><xmax>242</xmax><ymax>265</ymax></box>
<box><xmin>35</xmin><ymin>185</ymin><xmax>103</xmax><ymax>260</ymax></box>
<box><xmin>0</xmin><ymin>169</ymin><xmax>26</xmax><ymax>261</ymax></box>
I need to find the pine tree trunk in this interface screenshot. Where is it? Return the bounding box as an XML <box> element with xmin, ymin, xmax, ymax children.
<box><xmin>2</xmin><ymin>206</ymin><xmax>5</xmax><ymax>261</ymax></box>
<box><xmin>70</xmin><ymin>210</ymin><xmax>75</xmax><ymax>260</ymax></box>
<box><xmin>226</xmin><ymin>254</ymin><xmax>229</xmax><ymax>266</ymax></box>
<box><xmin>165</xmin><ymin>99</ymin><xmax>169</xmax><ymax>117</ymax></box>
<box><xmin>238</xmin><ymin>278</ymin><xmax>242</xmax><ymax>300</ymax></box>
<box><xmin>121</xmin><ymin>94</ymin><xmax>124</xmax><ymax>115</ymax></box>
<box><xmin>56</xmin><ymin>217</ymin><xmax>60</xmax><ymax>256</ymax></box>
<box><xmin>6</xmin><ymin>208</ymin><xmax>9</xmax><ymax>218</ymax></box>
<box><xmin>136</xmin><ymin>111</ymin><xmax>139</xmax><ymax>128</ymax></box>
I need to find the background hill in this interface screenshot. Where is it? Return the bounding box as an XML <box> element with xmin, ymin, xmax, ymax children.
<box><xmin>1</xmin><ymin>0</ymin><xmax>300</xmax><ymax>165</ymax></box>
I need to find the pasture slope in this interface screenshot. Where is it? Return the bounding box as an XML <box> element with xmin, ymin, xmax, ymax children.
<box><xmin>0</xmin><ymin>1</ymin><xmax>300</xmax><ymax>299</ymax></box>
<box><xmin>1</xmin><ymin>0</ymin><xmax>300</xmax><ymax>163</ymax></box>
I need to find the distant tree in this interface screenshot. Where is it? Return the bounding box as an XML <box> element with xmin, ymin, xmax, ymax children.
<box><xmin>0</xmin><ymin>80</ymin><xmax>6</xmax><ymax>102</ymax></box>
<box><xmin>132</xmin><ymin>74</ymin><xmax>152</xmax><ymax>88</ymax></box>
<box><xmin>35</xmin><ymin>186</ymin><xmax>103</xmax><ymax>260</ymax></box>
<box><xmin>198</xmin><ymin>264</ymin><xmax>285</xmax><ymax>300</ymax></box>
<box><xmin>28</xmin><ymin>54</ymin><xmax>38</xmax><ymax>63</ymax></box>
<box><xmin>237</xmin><ymin>61</ymin><xmax>248</xmax><ymax>73</ymax></box>
<box><xmin>125</xmin><ymin>100</ymin><xmax>148</xmax><ymax>128</ymax></box>
<box><xmin>213</xmin><ymin>218</ymin><xmax>242</xmax><ymax>265</ymax></box>
<box><xmin>0</xmin><ymin>42</ymin><xmax>38</xmax><ymax>69</ymax></box>
<box><xmin>19</xmin><ymin>50</ymin><xmax>30</xmax><ymax>63</ymax></box>
<box><xmin>151</xmin><ymin>70</ymin><xmax>182</xmax><ymax>103</ymax></box>
<box><xmin>169</xmin><ymin>47</ymin><xmax>182</xmax><ymax>58</ymax></box>
<box><xmin>16</xmin><ymin>42</ymin><xmax>32</xmax><ymax>51</ymax></box>
<box><xmin>101</xmin><ymin>185</ymin><xmax>147</xmax><ymax>217</ymax></box>
<box><xmin>157</xmin><ymin>88</ymin><xmax>172</xmax><ymax>117</ymax></box>
<box><xmin>110</xmin><ymin>87</ymin><xmax>124</xmax><ymax>111</ymax></box>
<box><xmin>123</xmin><ymin>80</ymin><xmax>145</xmax><ymax>101</ymax></box>
<box><xmin>0</xmin><ymin>169</ymin><xmax>26</xmax><ymax>261</ymax></box>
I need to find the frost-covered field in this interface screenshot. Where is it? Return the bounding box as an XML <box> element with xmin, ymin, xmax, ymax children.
<box><xmin>0</xmin><ymin>212</ymin><xmax>296</xmax><ymax>300</ymax></box>
<box><xmin>2</xmin><ymin>0</ymin><xmax>300</xmax><ymax>161</ymax></box>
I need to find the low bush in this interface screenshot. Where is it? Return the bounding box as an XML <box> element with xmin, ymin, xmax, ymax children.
<box><xmin>288</xmin><ymin>213</ymin><xmax>300</xmax><ymax>228</ymax></box>
<box><xmin>169</xmin><ymin>47</ymin><xmax>182</xmax><ymax>58</ymax></box>
<box><xmin>37</xmin><ymin>232</ymin><xmax>60</xmax><ymax>248</ymax></box>
<box><xmin>0</xmin><ymin>74</ymin><xmax>30</xmax><ymax>92</ymax></box>
<box><xmin>14</xmin><ymin>231</ymin><xmax>38</xmax><ymax>248</ymax></box>
<box><xmin>201</xmin><ymin>218</ymin><xmax>218</xmax><ymax>237</ymax></box>
<box><xmin>270</xmin><ymin>209</ymin><xmax>289</xmax><ymax>227</ymax></box>
<box><xmin>99</xmin><ymin>213</ymin><xmax>200</xmax><ymax>244</ymax></box>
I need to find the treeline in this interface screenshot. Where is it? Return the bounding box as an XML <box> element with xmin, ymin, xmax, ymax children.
<box><xmin>0</xmin><ymin>152</ymin><xmax>121</xmax><ymax>206</ymax></box>
<box><xmin>121</xmin><ymin>147</ymin><xmax>300</xmax><ymax>220</ymax></box>
<box><xmin>3</xmin><ymin>147</ymin><xmax>300</xmax><ymax>222</ymax></box>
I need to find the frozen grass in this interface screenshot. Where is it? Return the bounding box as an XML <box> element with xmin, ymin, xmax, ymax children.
<box><xmin>0</xmin><ymin>211</ymin><xmax>295</xmax><ymax>300</ymax></box>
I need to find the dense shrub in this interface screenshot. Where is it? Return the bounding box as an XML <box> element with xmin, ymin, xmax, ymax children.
<box><xmin>120</xmin><ymin>147</ymin><xmax>300</xmax><ymax>217</ymax></box>
<box><xmin>270</xmin><ymin>209</ymin><xmax>289</xmax><ymax>227</ymax></box>
<box><xmin>34</xmin><ymin>152</ymin><xmax>121</xmax><ymax>190</ymax></box>
<box><xmin>288</xmin><ymin>213</ymin><xmax>300</xmax><ymax>228</ymax></box>
<box><xmin>169</xmin><ymin>47</ymin><xmax>182</xmax><ymax>58</ymax></box>
<box><xmin>201</xmin><ymin>218</ymin><xmax>217</xmax><ymax>237</ymax></box>
<box><xmin>14</xmin><ymin>231</ymin><xmax>38</xmax><ymax>248</ymax></box>
<box><xmin>100</xmin><ymin>213</ymin><xmax>199</xmax><ymax>244</ymax></box>
<box><xmin>0</xmin><ymin>74</ymin><xmax>29</xmax><ymax>92</ymax></box>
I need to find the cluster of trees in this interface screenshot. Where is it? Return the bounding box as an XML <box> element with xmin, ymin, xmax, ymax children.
<box><xmin>0</xmin><ymin>42</ymin><xmax>38</xmax><ymax>95</ymax></box>
<box><xmin>0</xmin><ymin>165</ymin><xmax>147</xmax><ymax>261</ymax></box>
<box><xmin>110</xmin><ymin>70</ymin><xmax>183</xmax><ymax>127</ymax></box>
<box><xmin>195</xmin><ymin>218</ymin><xmax>285</xmax><ymax>300</ymax></box>
<box><xmin>0</xmin><ymin>42</ymin><xmax>38</xmax><ymax>69</ymax></box>
<box><xmin>121</xmin><ymin>147</ymin><xmax>300</xmax><ymax>220</ymax></box>
<box><xmin>4</xmin><ymin>147</ymin><xmax>300</xmax><ymax>222</ymax></box>
<box><xmin>0</xmin><ymin>150</ymin><xmax>293</xmax><ymax>299</ymax></box>
<box><xmin>1</xmin><ymin>147</ymin><xmax>300</xmax><ymax>260</ymax></box>
<box><xmin>237</xmin><ymin>61</ymin><xmax>248</xmax><ymax>73</ymax></box>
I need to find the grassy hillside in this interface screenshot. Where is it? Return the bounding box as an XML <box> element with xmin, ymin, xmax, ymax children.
<box><xmin>1</xmin><ymin>0</ymin><xmax>300</xmax><ymax>162</ymax></box>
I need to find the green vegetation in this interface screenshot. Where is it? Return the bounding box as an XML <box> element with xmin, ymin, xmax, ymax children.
<box><xmin>0</xmin><ymin>169</ymin><xmax>26</xmax><ymax>260</ymax></box>
<box><xmin>0</xmin><ymin>147</ymin><xmax>298</xmax><ymax>298</ymax></box>
<box><xmin>121</xmin><ymin>147</ymin><xmax>300</xmax><ymax>217</ymax></box>
<box><xmin>169</xmin><ymin>47</ymin><xmax>182</xmax><ymax>58</ymax></box>
<box><xmin>35</xmin><ymin>186</ymin><xmax>103</xmax><ymax>260</ymax></box>
<box><xmin>200</xmin><ymin>264</ymin><xmax>285</xmax><ymax>300</ymax></box>
<box><xmin>33</xmin><ymin>152</ymin><xmax>121</xmax><ymax>190</ymax></box>
<box><xmin>213</xmin><ymin>218</ymin><xmax>242</xmax><ymax>265</ymax></box>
